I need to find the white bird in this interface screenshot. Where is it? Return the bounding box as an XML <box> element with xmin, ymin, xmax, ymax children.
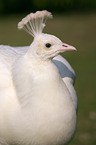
<box><xmin>0</xmin><ymin>10</ymin><xmax>77</xmax><ymax>145</ymax></box>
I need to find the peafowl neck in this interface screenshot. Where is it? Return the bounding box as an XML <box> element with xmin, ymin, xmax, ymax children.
<box><xmin>12</xmin><ymin>53</ymin><xmax>64</xmax><ymax>108</ymax></box>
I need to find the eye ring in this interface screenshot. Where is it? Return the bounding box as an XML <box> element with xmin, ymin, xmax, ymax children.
<box><xmin>45</xmin><ymin>43</ymin><xmax>51</xmax><ymax>48</ymax></box>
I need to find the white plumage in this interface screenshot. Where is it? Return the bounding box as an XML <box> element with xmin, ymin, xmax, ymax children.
<box><xmin>0</xmin><ymin>10</ymin><xmax>77</xmax><ymax>145</ymax></box>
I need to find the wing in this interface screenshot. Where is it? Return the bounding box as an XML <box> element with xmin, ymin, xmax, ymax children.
<box><xmin>0</xmin><ymin>56</ymin><xmax>11</xmax><ymax>90</ymax></box>
<box><xmin>0</xmin><ymin>45</ymin><xmax>29</xmax><ymax>68</ymax></box>
<box><xmin>52</xmin><ymin>55</ymin><xmax>75</xmax><ymax>84</ymax></box>
<box><xmin>0</xmin><ymin>55</ymin><xmax>14</xmax><ymax>115</ymax></box>
<box><xmin>0</xmin><ymin>45</ymin><xmax>29</xmax><ymax>88</ymax></box>
<box><xmin>0</xmin><ymin>45</ymin><xmax>29</xmax><ymax>105</ymax></box>
<box><xmin>52</xmin><ymin>55</ymin><xmax>77</xmax><ymax>110</ymax></box>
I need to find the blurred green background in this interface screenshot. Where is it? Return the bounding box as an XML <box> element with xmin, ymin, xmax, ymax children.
<box><xmin>0</xmin><ymin>0</ymin><xmax>96</xmax><ymax>145</ymax></box>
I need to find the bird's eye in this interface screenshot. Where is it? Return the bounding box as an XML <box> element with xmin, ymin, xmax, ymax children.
<box><xmin>45</xmin><ymin>43</ymin><xmax>51</xmax><ymax>48</ymax></box>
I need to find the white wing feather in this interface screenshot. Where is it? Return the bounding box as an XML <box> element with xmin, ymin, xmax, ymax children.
<box><xmin>53</xmin><ymin>55</ymin><xmax>77</xmax><ymax>110</ymax></box>
<box><xmin>0</xmin><ymin>45</ymin><xmax>28</xmax><ymax>68</ymax></box>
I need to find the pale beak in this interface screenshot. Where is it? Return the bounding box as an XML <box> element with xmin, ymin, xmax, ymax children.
<box><xmin>60</xmin><ymin>43</ymin><xmax>76</xmax><ymax>52</ymax></box>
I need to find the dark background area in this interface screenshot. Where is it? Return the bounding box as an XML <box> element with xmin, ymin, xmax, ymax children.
<box><xmin>0</xmin><ymin>0</ymin><xmax>96</xmax><ymax>14</ymax></box>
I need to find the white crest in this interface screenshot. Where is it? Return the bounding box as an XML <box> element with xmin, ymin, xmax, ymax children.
<box><xmin>18</xmin><ymin>10</ymin><xmax>53</xmax><ymax>37</ymax></box>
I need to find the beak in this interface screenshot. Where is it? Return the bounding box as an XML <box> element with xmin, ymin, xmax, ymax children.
<box><xmin>60</xmin><ymin>43</ymin><xmax>76</xmax><ymax>52</ymax></box>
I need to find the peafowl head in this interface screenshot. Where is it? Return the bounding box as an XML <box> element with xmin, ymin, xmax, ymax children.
<box><xmin>18</xmin><ymin>10</ymin><xmax>76</xmax><ymax>60</ymax></box>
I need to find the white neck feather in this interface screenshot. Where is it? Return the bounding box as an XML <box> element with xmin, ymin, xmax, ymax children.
<box><xmin>12</xmin><ymin>52</ymin><xmax>62</xmax><ymax>108</ymax></box>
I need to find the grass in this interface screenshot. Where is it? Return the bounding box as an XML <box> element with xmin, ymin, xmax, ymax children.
<box><xmin>0</xmin><ymin>12</ymin><xmax>96</xmax><ymax>145</ymax></box>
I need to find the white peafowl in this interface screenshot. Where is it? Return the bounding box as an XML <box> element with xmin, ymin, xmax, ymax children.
<box><xmin>0</xmin><ymin>10</ymin><xmax>77</xmax><ymax>145</ymax></box>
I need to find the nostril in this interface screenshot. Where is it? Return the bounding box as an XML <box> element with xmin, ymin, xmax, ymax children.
<box><xmin>62</xmin><ymin>44</ymin><xmax>68</xmax><ymax>47</ymax></box>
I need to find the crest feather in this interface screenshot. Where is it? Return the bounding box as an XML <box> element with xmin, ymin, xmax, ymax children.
<box><xmin>18</xmin><ymin>10</ymin><xmax>53</xmax><ymax>37</ymax></box>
